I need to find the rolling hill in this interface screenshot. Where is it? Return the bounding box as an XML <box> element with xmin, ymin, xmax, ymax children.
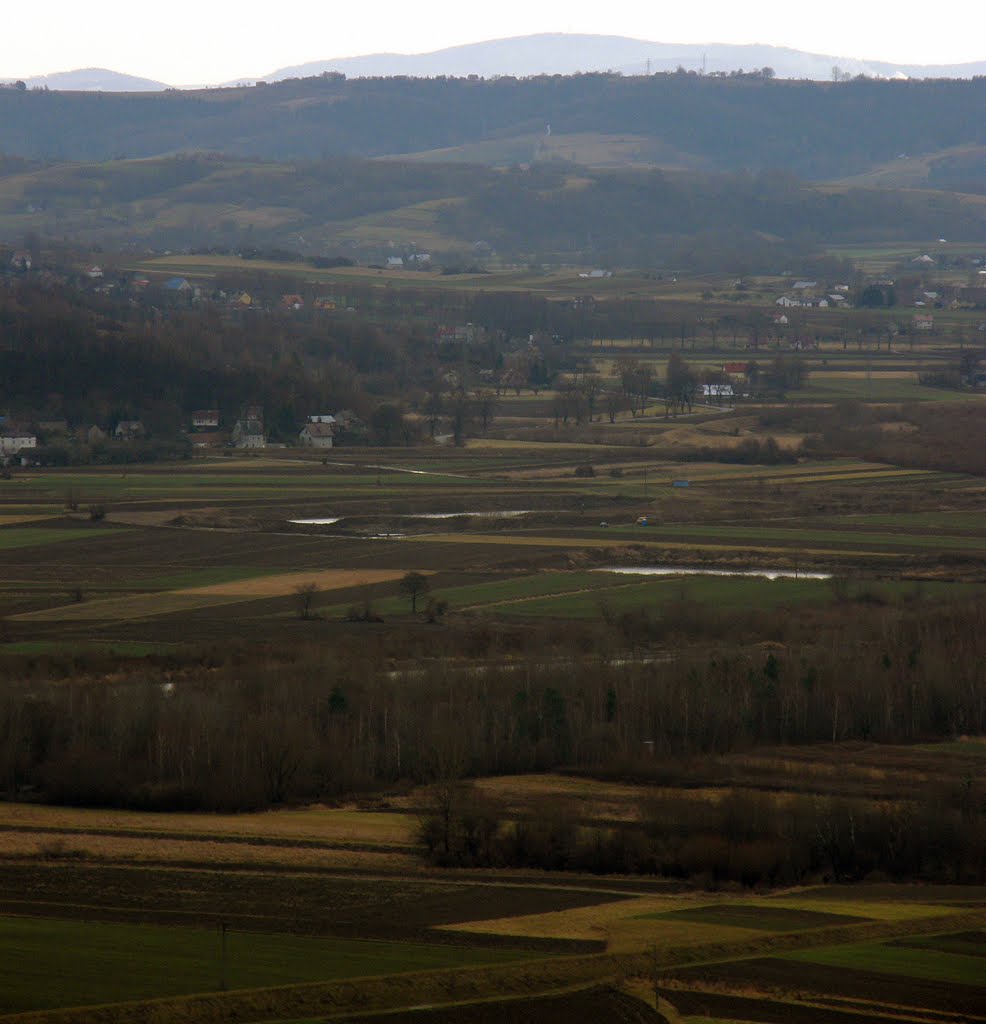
<box><xmin>1</xmin><ymin>153</ymin><xmax>984</xmax><ymax>267</ymax></box>
<box><xmin>2</xmin><ymin>74</ymin><xmax>986</xmax><ymax>184</ymax></box>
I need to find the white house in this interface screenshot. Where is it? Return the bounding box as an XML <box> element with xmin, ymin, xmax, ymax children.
<box><xmin>701</xmin><ymin>384</ymin><xmax>734</xmax><ymax>399</ymax></box>
<box><xmin>386</xmin><ymin>257</ymin><xmax>405</xmax><ymax>268</ymax></box>
<box><xmin>307</xmin><ymin>414</ymin><xmax>336</xmax><ymax>425</ymax></box>
<box><xmin>191</xmin><ymin>410</ymin><xmax>220</xmax><ymax>429</ymax></box>
<box><xmin>299</xmin><ymin>423</ymin><xmax>334</xmax><ymax>448</ymax></box>
<box><xmin>0</xmin><ymin>430</ymin><xmax>37</xmax><ymax>458</ymax></box>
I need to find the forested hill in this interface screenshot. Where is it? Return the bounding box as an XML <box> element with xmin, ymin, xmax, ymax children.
<box><xmin>3</xmin><ymin>154</ymin><xmax>984</xmax><ymax>262</ymax></box>
<box><xmin>2</xmin><ymin>73</ymin><xmax>986</xmax><ymax>180</ymax></box>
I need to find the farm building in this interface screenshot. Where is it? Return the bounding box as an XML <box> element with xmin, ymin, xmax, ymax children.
<box><xmin>114</xmin><ymin>420</ymin><xmax>145</xmax><ymax>441</ymax></box>
<box><xmin>191</xmin><ymin>410</ymin><xmax>220</xmax><ymax>429</ymax></box>
<box><xmin>0</xmin><ymin>429</ymin><xmax>37</xmax><ymax>458</ymax></box>
<box><xmin>299</xmin><ymin>423</ymin><xmax>334</xmax><ymax>448</ymax></box>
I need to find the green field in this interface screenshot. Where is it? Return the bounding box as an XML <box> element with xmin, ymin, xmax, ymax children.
<box><xmin>785</xmin><ymin>940</ymin><xmax>986</xmax><ymax>986</ymax></box>
<box><xmin>0</xmin><ymin>526</ymin><xmax>127</xmax><ymax>550</ymax></box>
<box><xmin>0</xmin><ymin>916</ymin><xmax>524</xmax><ymax>1014</ymax></box>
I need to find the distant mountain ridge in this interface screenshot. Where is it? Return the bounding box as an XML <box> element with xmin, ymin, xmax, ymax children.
<box><xmin>257</xmin><ymin>34</ymin><xmax>986</xmax><ymax>83</ymax></box>
<box><xmin>1</xmin><ymin>68</ymin><xmax>170</xmax><ymax>92</ymax></box>
<box><xmin>2</xmin><ymin>35</ymin><xmax>984</xmax><ymax>93</ymax></box>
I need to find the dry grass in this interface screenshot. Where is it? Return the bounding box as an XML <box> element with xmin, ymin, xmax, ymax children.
<box><xmin>0</xmin><ymin>830</ymin><xmax>417</xmax><ymax>872</ymax></box>
<box><xmin>12</xmin><ymin>568</ymin><xmax>419</xmax><ymax>621</ymax></box>
<box><xmin>190</xmin><ymin>568</ymin><xmax>415</xmax><ymax>597</ymax></box>
<box><xmin>441</xmin><ymin>896</ymin><xmax>767</xmax><ymax>954</ymax></box>
<box><xmin>0</xmin><ymin>803</ymin><xmax>416</xmax><ymax>845</ymax></box>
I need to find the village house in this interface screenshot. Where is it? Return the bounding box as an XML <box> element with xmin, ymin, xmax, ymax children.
<box><xmin>386</xmin><ymin>256</ymin><xmax>405</xmax><ymax>268</ymax></box>
<box><xmin>281</xmin><ymin>294</ymin><xmax>304</xmax><ymax>310</ymax></box>
<box><xmin>189</xmin><ymin>430</ymin><xmax>228</xmax><ymax>449</ymax></box>
<box><xmin>299</xmin><ymin>422</ymin><xmax>334</xmax><ymax>448</ymax></box>
<box><xmin>114</xmin><ymin>420</ymin><xmax>145</xmax><ymax>441</ymax></box>
<box><xmin>307</xmin><ymin>414</ymin><xmax>336</xmax><ymax>425</ymax></box>
<box><xmin>0</xmin><ymin>428</ymin><xmax>38</xmax><ymax>460</ymax></box>
<box><xmin>82</xmin><ymin>425</ymin><xmax>107</xmax><ymax>445</ymax></box>
<box><xmin>163</xmin><ymin>277</ymin><xmax>192</xmax><ymax>294</ymax></box>
<box><xmin>914</xmin><ymin>313</ymin><xmax>935</xmax><ymax>331</ymax></box>
<box><xmin>87</xmin><ymin>266</ymin><xmax>104</xmax><ymax>279</ymax></box>
<box><xmin>9</xmin><ymin>250</ymin><xmax>32</xmax><ymax>271</ymax></box>
<box><xmin>314</xmin><ymin>296</ymin><xmax>337</xmax><ymax>311</ymax></box>
<box><xmin>701</xmin><ymin>384</ymin><xmax>734</xmax><ymax>399</ymax></box>
<box><xmin>191</xmin><ymin>410</ymin><xmax>220</xmax><ymax>430</ymax></box>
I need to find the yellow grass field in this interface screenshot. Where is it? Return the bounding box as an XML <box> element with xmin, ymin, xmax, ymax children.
<box><xmin>0</xmin><ymin>803</ymin><xmax>417</xmax><ymax>846</ymax></box>
<box><xmin>441</xmin><ymin>896</ymin><xmax>764</xmax><ymax>953</ymax></box>
<box><xmin>12</xmin><ymin>568</ymin><xmax>421</xmax><ymax>622</ymax></box>
<box><xmin>0</xmin><ymin>831</ymin><xmax>416</xmax><ymax>873</ymax></box>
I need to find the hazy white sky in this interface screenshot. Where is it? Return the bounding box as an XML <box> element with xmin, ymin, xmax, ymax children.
<box><xmin>3</xmin><ymin>0</ymin><xmax>984</xmax><ymax>83</ymax></box>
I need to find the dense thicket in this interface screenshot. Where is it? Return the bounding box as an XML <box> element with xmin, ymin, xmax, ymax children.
<box><xmin>1</xmin><ymin>74</ymin><xmax>985</xmax><ymax>181</ymax></box>
<box><xmin>2</xmin><ymin>596</ymin><xmax>984</xmax><ymax>813</ymax></box>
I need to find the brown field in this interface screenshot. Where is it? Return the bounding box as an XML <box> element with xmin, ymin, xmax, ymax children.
<box><xmin>0</xmin><ymin>803</ymin><xmax>417</xmax><ymax>845</ymax></box>
<box><xmin>11</xmin><ymin>568</ymin><xmax>418</xmax><ymax>621</ymax></box>
<box><xmin>664</xmin><ymin>957</ymin><xmax>986</xmax><ymax>1021</ymax></box>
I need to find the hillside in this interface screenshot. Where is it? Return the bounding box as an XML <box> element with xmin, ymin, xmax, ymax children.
<box><xmin>2</xmin><ymin>153</ymin><xmax>984</xmax><ymax>263</ymax></box>
<box><xmin>2</xmin><ymin>74</ymin><xmax>986</xmax><ymax>182</ymax></box>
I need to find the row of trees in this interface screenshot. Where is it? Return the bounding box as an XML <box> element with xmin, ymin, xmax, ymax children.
<box><xmin>3</xmin><ymin>593</ymin><xmax>984</xmax><ymax>813</ymax></box>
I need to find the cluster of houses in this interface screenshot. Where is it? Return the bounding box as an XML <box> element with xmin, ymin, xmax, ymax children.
<box><xmin>0</xmin><ymin>407</ymin><xmax>367</xmax><ymax>465</ymax></box>
<box><xmin>775</xmin><ymin>281</ymin><xmax>852</xmax><ymax>309</ymax></box>
<box><xmin>187</xmin><ymin>408</ymin><xmax>363</xmax><ymax>451</ymax></box>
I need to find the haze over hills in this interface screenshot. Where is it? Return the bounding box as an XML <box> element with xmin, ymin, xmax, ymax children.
<box><xmin>256</xmin><ymin>34</ymin><xmax>986</xmax><ymax>84</ymax></box>
<box><xmin>0</xmin><ymin>68</ymin><xmax>170</xmax><ymax>92</ymax></box>
<box><xmin>2</xmin><ymin>35</ymin><xmax>985</xmax><ymax>92</ymax></box>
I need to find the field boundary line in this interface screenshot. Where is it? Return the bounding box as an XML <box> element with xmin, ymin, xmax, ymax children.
<box><xmin>4</xmin><ymin>909</ymin><xmax>983</xmax><ymax>1024</ymax></box>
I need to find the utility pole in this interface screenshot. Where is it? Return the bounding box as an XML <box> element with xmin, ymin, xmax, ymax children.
<box><xmin>220</xmin><ymin>921</ymin><xmax>228</xmax><ymax>991</ymax></box>
<box><xmin>652</xmin><ymin>943</ymin><xmax>660</xmax><ymax>1010</ymax></box>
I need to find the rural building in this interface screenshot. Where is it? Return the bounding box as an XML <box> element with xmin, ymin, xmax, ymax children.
<box><xmin>387</xmin><ymin>257</ymin><xmax>405</xmax><ymax>268</ymax></box>
<box><xmin>232</xmin><ymin>418</ymin><xmax>265</xmax><ymax>448</ymax></box>
<box><xmin>914</xmin><ymin>313</ymin><xmax>934</xmax><ymax>331</ymax></box>
<box><xmin>83</xmin><ymin>425</ymin><xmax>107</xmax><ymax>445</ymax></box>
<box><xmin>87</xmin><ymin>266</ymin><xmax>104</xmax><ymax>278</ymax></box>
<box><xmin>701</xmin><ymin>384</ymin><xmax>734</xmax><ymax>399</ymax></box>
<box><xmin>114</xmin><ymin>420</ymin><xmax>145</xmax><ymax>441</ymax></box>
<box><xmin>9</xmin><ymin>250</ymin><xmax>31</xmax><ymax>271</ymax></box>
<box><xmin>281</xmin><ymin>294</ymin><xmax>304</xmax><ymax>309</ymax></box>
<box><xmin>189</xmin><ymin>430</ymin><xmax>228</xmax><ymax>449</ymax></box>
<box><xmin>314</xmin><ymin>297</ymin><xmax>337</xmax><ymax>310</ymax></box>
<box><xmin>163</xmin><ymin>277</ymin><xmax>192</xmax><ymax>292</ymax></box>
<box><xmin>307</xmin><ymin>414</ymin><xmax>336</xmax><ymax>425</ymax></box>
<box><xmin>191</xmin><ymin>410</ymin><xmax>220</xmax><ymax>429</ymax></box>
<box><xmin>0</xmin><ymin>429</ymin><xmax>37</xmax><ymax>458</ymax></box>
<box><xmin>299</xmin><ymin>423</ymin><xmax>334</xmax><ymax>448</ymax></box>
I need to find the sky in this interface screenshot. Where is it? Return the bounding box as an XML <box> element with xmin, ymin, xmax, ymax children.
<box><xmin>2</xmin><ymin>0</ymin><xmax>984</xmax><ymax>84</ymax></box>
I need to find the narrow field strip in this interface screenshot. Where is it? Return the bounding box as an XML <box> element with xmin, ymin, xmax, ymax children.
<box><xmin>11</xmin><ymin>569</ymin><xmax>418</xmax><ymax>622</ymax></box>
